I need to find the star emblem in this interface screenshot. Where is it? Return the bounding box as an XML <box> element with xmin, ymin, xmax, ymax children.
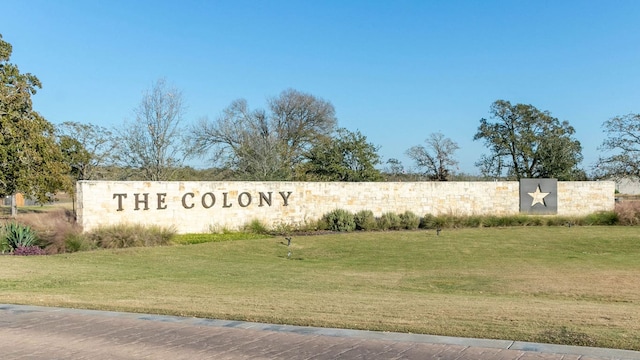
<box><xmin>528</xmin><ymin>185</ymin><xmax>550</xmax><ymax>207</ymax></box>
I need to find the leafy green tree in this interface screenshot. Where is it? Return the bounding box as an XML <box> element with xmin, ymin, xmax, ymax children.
<box><xmin>594</xmin><ymin>113</ymin><xmax>640</xmax><ymax>179</ymax></box>
<box><xmin>473</xmin><ymin>100</ymin><xmax>584</xmax><ymax>180</ymax></box>
<box><xmin>191</xmin><ymin>89</ymin><xmax>337</xmax><ymax>180</ymax></box>
<box><xmin>296</xmin><ymin>128</ymin><xmax>382</xmax><ymax>181</ymax></box>
<box><xmin>57</xmin><ymin>121</ymin><xmax>118</xmax><ymax>181</ymax></box>
<box><xmin>406</xmin><ymin>132</ymin><xmax>459</xmax><ymax>181</ymax></box>
<box><xmin>0</xmin><ymin>34</ymin><xmax>70</xmax><ymax>213</ymax></box>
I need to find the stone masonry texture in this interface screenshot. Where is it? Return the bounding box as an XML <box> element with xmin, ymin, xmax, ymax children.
<box><xmin>76</xmin><ymin>181</ymin><xmax>615</xmax><ymax>233</ymax></box>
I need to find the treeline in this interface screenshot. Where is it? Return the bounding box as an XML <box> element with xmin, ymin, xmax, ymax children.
<box><xmin>3</xmin><ymin>33</ymin><xmax>640</xmax><ymax>207</ymax></box>
<box><xmin>81</xmin><ymin>165</ymin><xmax>490</xmax><ymax>182</ymax></box>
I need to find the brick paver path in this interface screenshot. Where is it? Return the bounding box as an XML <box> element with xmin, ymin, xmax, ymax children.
<box><xmin>1</xmin><ymin>305</ymin><xmax>638</xmax><ymax>360</ymax></box>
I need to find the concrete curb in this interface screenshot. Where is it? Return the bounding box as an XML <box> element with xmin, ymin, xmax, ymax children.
<box><xmin>2</xmin><ymin>304</ymin><xmax>639</xmax><ymax>360</ymax></box>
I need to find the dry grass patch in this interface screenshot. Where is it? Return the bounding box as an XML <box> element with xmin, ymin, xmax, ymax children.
<box><xmin>616</xmin><ymin>200</ymin><xmax>640</xmax><ymax>225</ymax></box>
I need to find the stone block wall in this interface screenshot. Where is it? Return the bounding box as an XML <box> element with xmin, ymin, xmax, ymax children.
<box><xmin>557</xmin><ymin>181</ymin><xmax>616</xmax><ymax>216</ymax></box>
<box><xmin>76</xmin><ymin>180</ymin><xmax>615</xmax><ymax>233</ymax></box>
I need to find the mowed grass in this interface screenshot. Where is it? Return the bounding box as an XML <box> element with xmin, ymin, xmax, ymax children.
<box><xmin>1</xmin><ymin>227</ymin><xmax>639</xmax><ymax>350</ymax></box>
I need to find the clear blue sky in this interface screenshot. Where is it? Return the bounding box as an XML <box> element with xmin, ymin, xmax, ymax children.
<box><xmin>3</xmin><ymin>0</ymin><xmax>639</xmax><ymax>174</ymax></box>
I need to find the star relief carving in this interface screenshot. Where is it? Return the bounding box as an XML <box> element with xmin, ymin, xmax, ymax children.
<box><xmin>528</xmin><ymin>185</ymin><xmax>550</xmax><ymax>207</ymax></box>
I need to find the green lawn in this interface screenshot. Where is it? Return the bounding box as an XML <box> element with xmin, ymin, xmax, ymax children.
<box><xmin>1</xmin><ymin>227</ymin><xmax>639</xmax><ymax>350</ymax></box>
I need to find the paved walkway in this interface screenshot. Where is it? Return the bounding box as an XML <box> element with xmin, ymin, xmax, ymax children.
<box><xmin>1</xmin><ymin>304</ymin><xmax>639</xmax><ymax>360</ymax></box>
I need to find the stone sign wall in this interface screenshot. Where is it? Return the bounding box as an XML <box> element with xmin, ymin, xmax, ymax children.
<box><xmin>76</xmin><ymin>180</ymin><xmax>615</xmax><ymax>233</ymax></box>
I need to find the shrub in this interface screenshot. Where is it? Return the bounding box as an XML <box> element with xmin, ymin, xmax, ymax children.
<box><xmin>462</xmin><ymin>215</ymin><xmax>483</xmax><ymax>228</ymax></box>
<box><xmin>354</xmin><ymin>210</ymin><xmax>377</xmax><ymax>231</ymax></box>
<box><xmin>585</xmin><ymin>211</ymin><xmax>618</xmax><ymax>225</ymax></box>
<box><xmin>271</xmin><ymin>222</ymin><xmax>295</xmax><ymax>235</ymax></box>
<box><xmin>0</xmin><ymin>238</ymin><xmax>10</xmax><ymax>253</ymax></box>
<box><xmin>18</xmin><ymin>208</ymin><xmax>81</xmax><ymax>254</ymax></box>
<box><xmin>420</xmin><ymin>214</ymin><xmax>437</xmax><ymax>229</ymax></box>
<box><xmin>12</xmin><ymin>245</ymin><xmax>46</xmax><ymax>256</ymax></box>
<box><xmin>378</xmin><ymin>212</ymin><xmax>402</xmax><ymax>230</ymax></box>
<box><xmin>399</xmin><ymin>211</ymin><xmax>420</xmax><ymax>230</ymax></box>
<box><xmin>546</xmin><ymin>216</ymin><xmax>572</xmax><ymax>226</ymax></box>
<box><xmin>433</xmin><ymin>215</ymin><xmax>455</xmax><ymax>228</ymax></box>
<box><xmin>244</xmin><ymin>219</ymin><xmax>270</xmax><ymax>234</ymax></box>
<box><xmin>482</xmin><ymin>215</ymin><xmax>540</xmax><ymax>227</ymax></box>
<box><xmin>322</xmin><ymin>209</ymin><xmax>356</xmax><ymax>232</ymax></box>
<box><xmin>87</xmin><ymin>224</ymin><xmax>175</xmax><ymax>248</ymax></box>
<box><xmin>480</xmin><ymin>215</ymin><xmax>500</xmax><ymax>227</ymax></box>
<box><xmin>2</xmin><ymin>222</ymin><xmax>39</xmax><ymax>250</ymax></box>
<box><xmin>512</xmin><ymin>215</ymin><xmax>533</xmax><ymax>226</ymax></box>
<box><xmin>64</xmin><ymin>234</ymin><xmax>96</xmax><ymax>253</ymax></box>
<box><xmin>528</xmin><ymin>216</ymin><xmax>544</xmax><ymax>226</ymax></box>
<box><xmin>315</xmin><ymin>216</ymin><xmax>330</xmax><ymax>231</ymax></box>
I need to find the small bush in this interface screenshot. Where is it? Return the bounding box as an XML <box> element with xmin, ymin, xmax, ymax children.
<box><xmin>434</xmin><ymin>215</ymin><xmax>455</xmax><ymax>228</ymax></box>
<box><xmin>354</xmin><ymin>210</ymin><xmax>377</xmax><ymax>231</ymax></box>
<box><xmin>271</xmin><ymin>222</ymin><xmax>295</xmax><ymax>235</ymax></box>
<box><xmin>399</xmin><ymin>211</ymin><xmax>420</xmax><ymax>230</ymax></box>
<box><xmin>315</xmin><ymin>216</ymin><xmax>330</xmax><ymax>231</ymax></box>
<box><xmin>545</xmin><ymin>216</ymin><xmax>571</xmax><ymax>226</ymax></box>
<box><xmin>529</xmin><ymin>216</ymin><xmax>544</xmax><ymax>226</ymax></box>
<box><xmin>244</xmin><ymin>219</ymin><xmax>270</xmax><ymax>234</ymax></box>
<box><xmin>64</xmin><ymin>234</ymin><xmax>96</xmax><ymax>253</ymax></box>
<box><xmin>322</xmin><ymin>209</ymin><xmax>356</xmax><ymax>232</ymax></box>
<box><xmin>2</xmin><ymin>222</ymin><xmax>39</xmax><ymax>250</ymax></box>
<box><xmin>12</xmin><ymin>245</ymin><xmax>46</xmax><ymax>256</ymax></box>
<box><xmin>497</xmin><ymin>216</ymin><xmax>515</xmax><ymax>227</ymax></box>
<box><xmin>1</xmin><ymin>237</ymin><xmax>11</xmax><ymax>254</ymax></box>
<box><xmin>87</xmin><ymin>224</ymin><xmax>175</xmax><ymax>249</ymax></box>
<box><xmin>585</xmin><ymin>211</ymin><xmax>618</xmax><ymax>225</ymax></box>
<box><xmin>378</xmin><ymin>212</ymin><xmax>402</xmax><ymax>230</ymax></box>
<box><xmin>420</xmin><ymin>214</ymin><xmax>437</xmax><ymax>229</ymax></box>
<box><xmin>462</xmin><ymin>215</ymin><xmax>483</xmax><ymax>228</ymax></box>
<box><xmin>482</xmin><ymin>215</ymin><xmax>541</xmax><ymax>227</ymax></box>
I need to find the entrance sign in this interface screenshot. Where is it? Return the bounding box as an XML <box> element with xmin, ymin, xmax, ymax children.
<box><xmin>76</xmin><ymin>180</ymin><xmax>615</xmax><ymax>233</ymax></box>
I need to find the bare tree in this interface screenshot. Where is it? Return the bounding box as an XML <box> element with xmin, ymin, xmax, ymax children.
<box><xmin>269</xmin><ymin>88</ymin><xmax>337</xmax><ymax>169</ymax></box>
<box><xmin>406</xmin><ymin>132</ymin><xmax>459</xmax><ymax>181</ymax></box>
<box><xmin>594</xmin><ymin>113</ymin><xmax>640</xmax><ymax>179</ymax></box>
<box><xmin>117</xmin><ymin>79</ymin><xmax>186</xmax><ymax>181</ymax></box>
<box><xmin>384</xmin><ymin>158</ymin><xmax>405</xmax><ymax>176</ymax></box>
<box><xmin>191</xmin><ymin>89</ymin><xmax>336</xmax><ymax>180</ymax></box>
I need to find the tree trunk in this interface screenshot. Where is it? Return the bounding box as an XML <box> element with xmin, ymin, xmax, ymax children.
<box><xmin>10</xmin><ymin>194</ymin><xmax>17</xmax><ymax>218</ymax></box>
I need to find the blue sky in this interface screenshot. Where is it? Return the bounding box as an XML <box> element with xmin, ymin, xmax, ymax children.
<box><xmin>3</xmin><ymin>0</ymin><xmax>639</xmax><ymax>174</ymax></box>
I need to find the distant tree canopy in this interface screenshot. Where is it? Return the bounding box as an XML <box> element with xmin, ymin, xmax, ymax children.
<box><xmin>474</xmin><ymin>100</ymin><xmax>584</xmax><ymax>180</ymax></box>
<box><xmin>0</xmin><ymin>34</ymin><xmax>70</xmax><ymax>204</ymax></box>
<box><xmin>57</xmin><ymin>121</ymin><xmax>118</xmax><ymax>181</ymax></box>
<box><xmin>595</xmin><ymin>113</ymin><xmax>640</xmax><ymax>179</ymax></box>
<box><xmin>190</xmin><ymin>89</ymin><xmax>338</xmax><ymax>180</ymax></box>
<box><xmin>296</xmin><ymin>128</ymin><xmax>382</xmax><ymax>182</ymax></box>
<box><xmin>406</xmin><ymin>132</ymin><xmax>459</xmax><ymax>181</ymax></box>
